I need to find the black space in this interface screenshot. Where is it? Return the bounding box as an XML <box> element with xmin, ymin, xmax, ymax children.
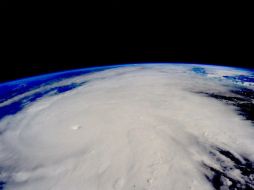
<box><xmin>5</xmin><ymin>1</ymin><xmax>253</xmax><ymax>83</ymax></box>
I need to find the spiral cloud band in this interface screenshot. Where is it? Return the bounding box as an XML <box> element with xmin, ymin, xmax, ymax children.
<box><xmin>0</xmin><ymin>64</ymin><xmax>253</xmax><ymax>190</ymax></box>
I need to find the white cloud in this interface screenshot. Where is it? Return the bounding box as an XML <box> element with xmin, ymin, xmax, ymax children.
<box><xmin>0</xmin><ymin>64</ymin><xmax>253</xmax><ymax>190</ymax></box>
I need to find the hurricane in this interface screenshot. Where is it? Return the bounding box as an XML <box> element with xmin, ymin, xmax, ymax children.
<box><xmin>0</xmin><ymin>64</ymin><xmax>253</xmax><ymax>190</ymax></box>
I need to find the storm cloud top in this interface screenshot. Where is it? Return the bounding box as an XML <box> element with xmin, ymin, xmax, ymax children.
<box><xmin>0</xmin><ymin>64</ymin><xmax>253</xmax><ymax>190</ymax></box>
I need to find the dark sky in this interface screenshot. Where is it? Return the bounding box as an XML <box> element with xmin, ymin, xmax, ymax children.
<box><xmin>5</xmin><ymin>2</ymin><xmax>253</xmax><ymax>83</ymax></box>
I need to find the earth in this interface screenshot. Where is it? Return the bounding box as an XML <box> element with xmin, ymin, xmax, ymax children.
<box><xmin>0</xmin><ymin>63</ymin><xmax>253</xmax><ymax>190</ymax></box>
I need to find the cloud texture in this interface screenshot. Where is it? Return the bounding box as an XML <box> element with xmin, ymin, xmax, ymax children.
<box><xmin>0</xmin><ymin>64</ymin><xmax>253</xmax><ymax>190</ymax></box>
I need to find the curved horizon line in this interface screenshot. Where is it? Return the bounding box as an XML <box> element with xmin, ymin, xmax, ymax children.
<box><xmin>0</xmin><ymin>62</ymin><xmax>253</xmax><ymax>86</ymax></box>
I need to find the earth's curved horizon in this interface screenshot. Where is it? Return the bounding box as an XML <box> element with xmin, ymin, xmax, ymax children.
<box><xmin>1</xmin><ymin>63</ymin><xmax>254</xmax><ymax>85</ymax></box>
<box><xmin>0</xmin><ymin>63</ymin><xmax>253</xmax><ymax>190</ymax></box>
